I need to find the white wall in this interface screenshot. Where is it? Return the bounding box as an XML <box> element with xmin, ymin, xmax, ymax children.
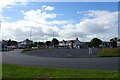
<box><xmin>117</xmin><ymin>41</ymin><xmax>120</xmax><ymax>47</ymax></box>
<box><xmin>0</xmin><ymin>43</ymin><xmax>2</xmax><ymax>51</ymax></box>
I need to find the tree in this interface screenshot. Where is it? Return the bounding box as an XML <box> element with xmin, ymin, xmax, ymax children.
<box><xmin>45</xmin><ymin>41</ymin><xmax>51</xmax><ymax>47</ymax></box>
<box><xmin>86</xmin><ymin>42</ymin><xmax>91</xmax><ymax>47</ymax></box>
<box><xmin>90</xmin><ymin>38</ymin><xmax>102</xmax><ymax>47</ymax></box>
<box><xmin>38</xmin><ymin>42</ymin><xmax>44</xmax><ymax>47</ymax></box>
<box><xmin>52</xmin><ymin>38</ymin><xmax>59</xmax><ymax>47</ymax></box>
<box><xmin>110</xmin><ymin>37</ymin><xmax>117</xmax><ymax>48</ymax></box>
<box><xmin>7</xmin><ymin>39</ymin><xmax>17</xmax><ymax>46</ymax></box>
<box><xmin>32</xmin><ymin>42</ymin><xmax>38</xmax><ymax>47</ymax></box>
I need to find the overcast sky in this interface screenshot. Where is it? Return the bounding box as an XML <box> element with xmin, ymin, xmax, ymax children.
<box><xmin>0</xmin><ymin>0</ymin><xmax>118</xmax><ymax>42</ymax></box>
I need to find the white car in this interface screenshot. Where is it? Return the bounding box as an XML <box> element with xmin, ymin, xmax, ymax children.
<box><xmin>32</xmin><ymin>47</ymin><xmax>38</xmax><ymax>49</ymax></box>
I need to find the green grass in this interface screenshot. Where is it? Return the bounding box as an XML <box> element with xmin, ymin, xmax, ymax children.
<box><xmin>2</xmin><ymin>64</ymin><xmax>119</xmax><ymax>79</ymax></box>
<box><xmin>0</xmin><ymin>64</ymin><xmax>2</xmax><ymax>79</ymax></box>
<box><xmin>22</xmin><ymin>48</ymin><xmax>47</xmax><ymax>52</ymax></box>
<box><xmin>97</xmin><ymin>48</ymin><xmax>120</xmax><ymax>57</ymax></box>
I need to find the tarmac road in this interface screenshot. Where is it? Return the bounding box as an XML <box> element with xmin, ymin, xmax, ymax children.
<box><xmin>2</xmin><ymin>49</ymin><xmax>119</xmax><ymax>71</ymax></box>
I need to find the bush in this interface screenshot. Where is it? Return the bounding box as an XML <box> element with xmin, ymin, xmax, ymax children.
<box><xmin>97</xmin><ymin>48</ymin><xmax>120</xmax><ymax>57</ymax></box>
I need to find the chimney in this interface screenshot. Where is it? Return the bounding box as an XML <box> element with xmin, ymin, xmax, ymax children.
<box><xmin>76</xmin><ymin>38</ymin><xmax>78</xmax><ymax>40</ymax></box>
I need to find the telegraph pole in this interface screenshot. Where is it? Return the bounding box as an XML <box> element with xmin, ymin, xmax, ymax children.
<box><xmin>0</xmin><ymin>21</ymin><xmax>1</xmax><ymax>33</ymax></box>
<box><xmin>0</xmin><ymin>21</ymin><xmax>1</xmax><ymax>41</ymax></box>
<box><xmin>2</xmin><ymin>33</ymin><xmax>4</xmax><ymax>40</ymax></box>
<box><xmin>30</xmin><ymin>28</ymin><xmax>32</xmax><ymax>48</ymax></box>
<box><xmin>30</xmin><ymin>28</ymin><xmax>32</xmax><ymax>41</ymax></box>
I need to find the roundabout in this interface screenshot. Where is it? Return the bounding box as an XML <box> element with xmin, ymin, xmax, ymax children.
<box><xmin>2</xmin><ymin>49</ymin><xmax>119</xmax><ymax>71</ymax></box>
<box><xmin>22</xmin><ymin>48</ymin><xmax>100</xmax><ymax>58</ymax></box>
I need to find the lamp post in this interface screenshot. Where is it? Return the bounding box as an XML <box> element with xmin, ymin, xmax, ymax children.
<box><xmin>0</xmin><ymin>21</ymin><xmax>1</xmax><ymax>41</ymax></box>
<box><xmin>2</xmin><ymin>33</ymin><xmax>4</xmax><ymax>40</ymax></box>
<box><xmin>29</xmin><ymin>28</ymin><xmax>33</xmax><ymax>48</ymax></box>
<box><xmin>24</xmin><ymin>26</ymin><xmax>33</xmax><ymax>48</ymax></box>
<box><xmin>30</xmin><ymin>28</ymin><xmax>32</xmax><ymax>41</ymax></box>
<box><xmin>0</xmin><ymin>21</ymin><xmax>1</xmax><ymax>33</ymax></box>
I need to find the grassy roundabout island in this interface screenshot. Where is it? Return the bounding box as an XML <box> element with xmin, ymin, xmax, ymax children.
<box><xmin>22</xmin><ymin>48</ymin><xmax>120</xmax><ymax>58</ymax></box>
<box><xmin>97</xmin><ymin>48</ymin><xmax>120</xmax><ymax>57</ymax></box>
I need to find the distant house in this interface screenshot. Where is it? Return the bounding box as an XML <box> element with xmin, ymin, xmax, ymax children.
<box><xmin>117</xmin><ymin>41</ymin><xmax>120</xmax><ymax>47</ymax></box>
<box><xmin>0</xmin><ymin>42</ymin><xmax>3</xmax><ymax>51</ymax></box>
<box><xmin>7</xmin><ymin>39</ymin><xmax>18</xmax><ymax>49</ymax></box>
<box><xmin>101</xmin><ymin>41</ymin><xmax>111</xmax><ymax>48</ymax></box>
<box><xmin>18</xmin><ymin>39</ymin><xmax>33</xmax><ymax>49</ymax></box>
<box><xmin>59</xmin><ymin>38</ymin><xmax>83</xmax><ymax>49</ymax></box>
<box><xmin>0</xmin><ymin>42</ymin><xmax>2</xmax><ymax>51</ymax></box>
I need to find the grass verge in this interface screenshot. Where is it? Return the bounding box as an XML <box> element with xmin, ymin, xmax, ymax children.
<box><xmin>2</xmin><ymin>64</ymin><xmax>119</xmax><ymax>79</ymax></box>
<box><xmin>0</xmin><ymin>64</ymin><xmax>2</xmax><ymax>79</ymax></box>
<box><xmin>97</xmin><ymin>48</ymin><xmax>120</xmax><ymax>57</ymax></box>
<box><xmin>22</xmin><ymin>48</ymin><xmax>47</xmax><ymax>53</ymax></box>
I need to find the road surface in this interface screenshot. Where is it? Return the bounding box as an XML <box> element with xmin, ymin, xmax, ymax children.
<box><xmin>2</xmin><ymin>49</ymin><xmax>119</xmax><ymax>71</ymax></box>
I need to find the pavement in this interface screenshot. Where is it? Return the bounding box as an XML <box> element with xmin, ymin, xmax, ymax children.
<box><xmin>2</xmin><ymin>49</ymin><xmax>119</xmax><ymax>71</ymax></box>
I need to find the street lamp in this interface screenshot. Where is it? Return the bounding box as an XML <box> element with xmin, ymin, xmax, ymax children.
<box><xmin>0</xmin><ymin>21</ymin><xmax>4</xmax><ymax>41</ymax></box>
<box><xmin>0</xmin><ymin>21</ymin><xmax>1</xmax><ymax>41</ymax></box>
<box><xmin>30</xmin><ymin>28</ymin><xmax>32</xmax><ymax>41</ymax></box>
<box><xmin>29</xmin><ymin>27</ymin><xmax>33</xmax><ymax>48</ymax></box>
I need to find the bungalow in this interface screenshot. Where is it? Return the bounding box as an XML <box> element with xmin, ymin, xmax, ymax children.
<box><xmin>6</xmin><ymin>39</ymin><xmax>18</xmax><ymax>50</ymax></box>
<box><xmin>59</xmin><ymin>38</ymin><xmax>83</xmax><ymax>49</ymax></box>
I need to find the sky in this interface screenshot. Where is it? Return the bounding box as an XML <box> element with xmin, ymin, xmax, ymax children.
<box><xmin>0</xmin><ymin>0</ymin><xmax>119</xmax><ymax>42</ymax></box>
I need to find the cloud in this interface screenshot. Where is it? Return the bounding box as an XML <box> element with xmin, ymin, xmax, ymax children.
<box><xmin>59</xmin><ymin>10</ymin><xmax>118</xmax><ymax>41</ymax></box>
<box><xmin>47</xmin><ymin>20</ymin><xmax>71</xmax><ymax>25</ymax></box>
<box><xmin>76</xmin><ymin>10</ymin><xmax>118</xmax><ymax>34</ymax></box>
<box><xmin>1</xmin><ymin>6</ymin><xmax>66</xmax><ymax>41</ymax></box>
<box><xmin>0</xmin><ymin>0</ymin><xmax>15</xmax><ymax>11</ymax></box>
<box><xmin>1</xmin><ymin>2</ymin><xmax>118</xmax><ymax>42</ymax></box>
<box><xmin>0</xmin><ymin>0</ymin><xmax>16</xmax><ymax>21</ymax></box>
<box><xmin>0</xmin><ymin>0</ymin><xmax>29</xmax><ymax>21</ymax></box>
<box><xmin>42</xmin><ymin>5</ymin><xmax>54</xmax><ymax>11</ymax></box>
<box><xmin>23</xmin><ymin>9</ymin><xmax>57</xmax><ymax>24</ymax></box>
<box><xmin>77</xmin><ymin>11</ymin><xmax>80</xmax><ymax>14</ymax></box>
<box><xmin>23</xmin><ymin>9</ymin><xmax>70</xmax><ymax>26</ymax></box>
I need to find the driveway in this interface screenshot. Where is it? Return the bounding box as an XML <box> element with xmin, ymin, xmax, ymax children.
<box><xmin>2</xmin><ymin>49</ymin><xmax>119</xmax><ymax>71</ymax></box>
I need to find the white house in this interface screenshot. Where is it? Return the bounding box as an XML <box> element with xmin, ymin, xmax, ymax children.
<box><xmin>59</xmin><ymin>38</ymin><xmax>82</xmax><ymax>49</ymax></box>
<box><xmin>101</xmin><ymin>41</ymin><xmax>111</xmax><ymax>48</ymax></box>
<box><xmin>117</xmin><ymin>41</ymin><xmax>120</xmax><ymax>47</ymax></box>
<box><xmin>18</xmin><ymin>39</ymin><xmax>33</xmax><ymax>49</ymax></box>
<box><xmin>0</xmin><ymin>42</ymin><xmax>2</xmax><ymax>51</ymax></box>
